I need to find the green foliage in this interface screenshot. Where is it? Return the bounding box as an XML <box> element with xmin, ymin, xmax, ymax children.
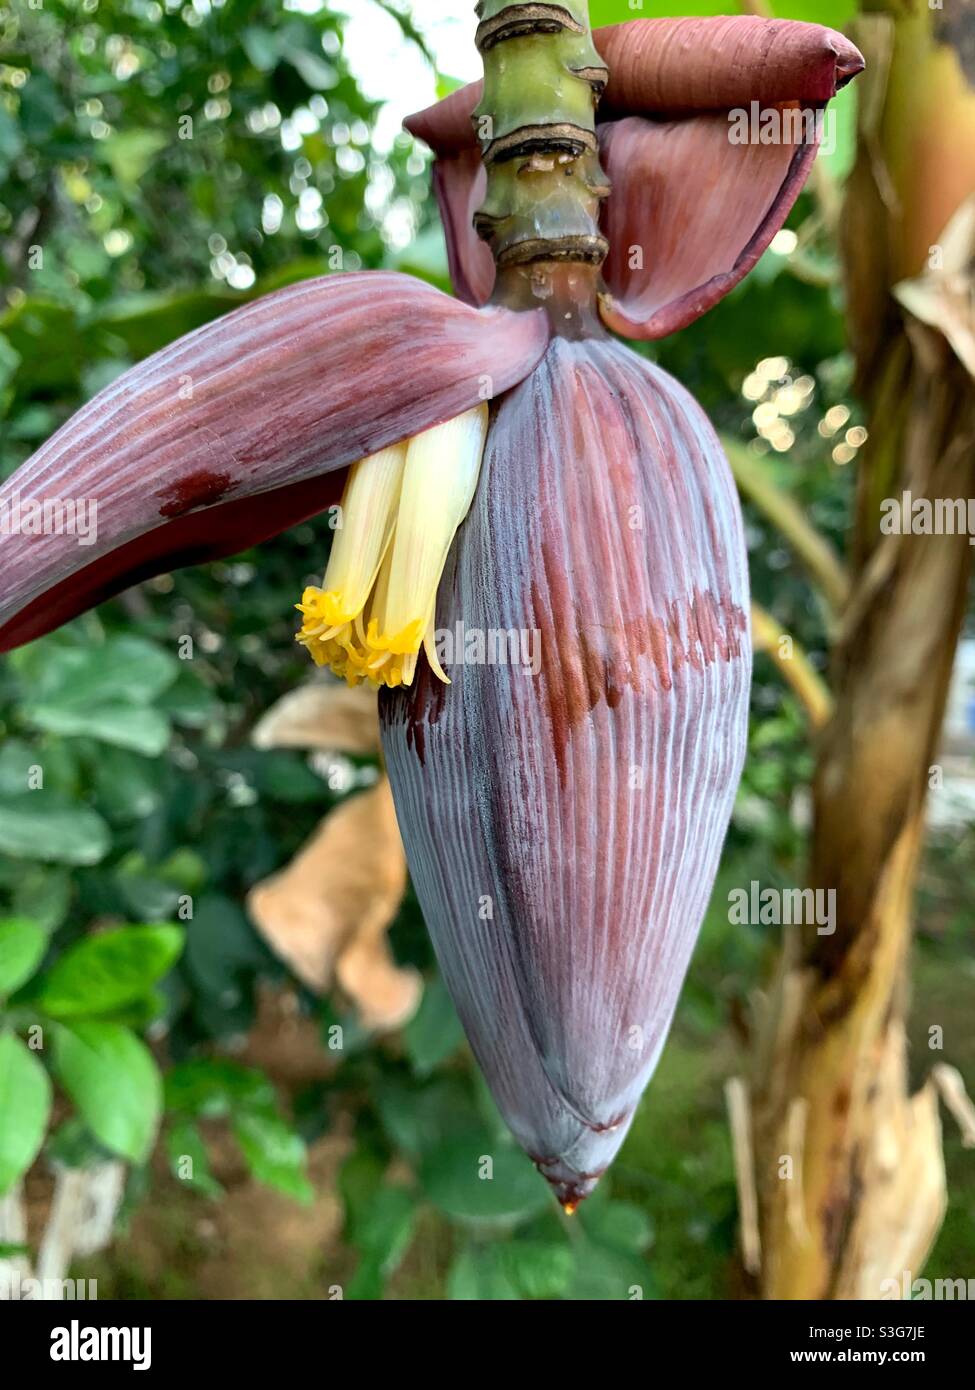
<box><xmin>34</xmin><ymin>923</ymin><xmax>183</xmax><ymax>1017</ymax></box>
<box><xmin>0</xmin><ymin>1030</ymin><xmax>51</xmax><ymax>1194</ymax></box>
<box><xmin>0</xmin><ymin>795</ymin><xmax>111</xmax><ymax>865</ymax></box>
<box><xmin>448</xmin><ymin>1241</ymin><xmax>574</xmax><ymax>1300</ymax></box>
<box><xmin>402</xmin><ymin>973</ymin><xmax>464</xmax><ymax>1077</ymax></box>
<box><xmin>0</xmin><ymin>916</ymin><xmax>47</xmax><ymax>996</ymax></box>
<box><xmin>16</xmin><ymin>636</ymin><xmax>179</xmax><ymax>755</ymax></box>
<box><xmin>420</xmin><ymin>1136</ymin><xmax>552</xmax><ymax>1225</ymax></box>
<box><xmin>233</xmin><ymin>1110</ymin><xmax>314</xmax><ymax>1203</ymax></box>
<box><xmin>54</xmin><ymin>1019</ymin><xmax>162</xmax><ymax>1164</ymax></box>
<box><xmin>344</xmin><ymin>1187</ymin><xmax>417</xmax><ymax>1298</ymax></box>
<box><xmin>165</xmin><ymin>1057</ymin><xmax>312</xmax><ymax>1201</ymax></box>
<box><xmin>0</xmin><ymin>912</ymin><xmax>185</xmax><ymax>1184</ymax></box>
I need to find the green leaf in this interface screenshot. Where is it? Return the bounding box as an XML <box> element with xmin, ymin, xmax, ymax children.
<box><xmin>99</xmin><ymin>130</ymin><xmax>169</xmax><ymax>187</ymax></box>
<box><xmin>0</xmin><ymin>1032</ymin><xmax>52</xmax><ymax>1195</ymax></box>
<box><xmin>0</xmin><ymin>918</ymin><xmax>47</xmax><ymax>997</ymax></box>
<box><xmin>589</xmin><ymin>0</ymin><xmax>733</xmax><ymax>22</ymax></box>
<box><xmin>54</xmin><ymin>1021</ymin><xmax>162</xmax><ymax>1163</ymax></box>
<box><xmin>0</xmin><ymin>738</ymin><xmax>80</xmax><ymax>796</ymax></box>
<box><xmin>164</xmin><ymin>1116</ymin><xmax>223</xmax><ymax>1198</ymax></box>
<box><xmin>565</xmin><ymin>1234</ymin><xmax>657</xmax><ymax>1301</ymax></box>
<box><xmin>182</xmin><ymin>894</ymin><xmax>269</xmax><ymax>1034</ymax></box>
<box><xmin>421</xmin><ymin>1134</ymin><xmax>550</xmax><ymax>1226</ymax></box>
<box><xmin>232</xmin><ymin>1111</ymin><xmax>313</xmax><ymax>1203</ymax></box>
<box><xmin>501</xmin><ymin>1240</ymin><xmax>575</xmax><ymax>1299</ymax></box>
<box><xmin>6</xmin><ymin>403</ymin><xmax>56</xmax><ymax>443</ymax></box>
<box><xmin>0</xmin><ymin>739</ymin><xmax>44</xmax><ymax>795</ymax></box>
<box><xmin>254</xmin><ymin>751</ymin><xmax>328</xmax><ymax>802</ymax></box>
<box><xmin>0</xmin><ymin>298</ymin><xmax>80</xmax><ymax>396</ymax></box>
<box><xmin>283</xmin><ymin>45</ymin><xmax>337</xmax><ymax>91</ymax></box>
<box><xmin>165</xmin><ymin>1058</ymin><xmax>275</xmax><ymax>1117</ymax></box>
<box><xmin>17</xmin><ymin>638</ymin><xmax>177</xmax><ymax>754</ymax></box>
<box><xmin>0</xmin><ymin>795</ymin><xmax>111</xmax><ymax>866</ymax></box>
<box><xmin>346</xmin><ymin>1187</ymin><xmax>416</xmax><ymax>1299</ymax></box>
<box><xmin>403</xmin><ymin>974</ymin><xmax>464</xmax><ymax>1077</ymax></box>
<box><xmin>112</xmin><ymin>870</ymin><xmax>181</xmax><ymax>923</ymax></box>
<box><xmin>9</xmin><ymin>867</ymin><xmax>71</xmax><ymax>933</ymax></box>
<box><xmin>22</xmin><ymin>637</ymin><xmax>178</xmax><ymax>709</ymax></box>
<box><xmin>448</xmin><ymin>1240</ymin><xmax>574</xmax><ymax>1301</ymax></box>
<box><xmin>435</xmin><ymin>73</ymin><xmax>465</xmax><ymax>101</ymax></box>
<box><xmin>338</xmin><ymin>1147</ymin><xmax>386</xmax><ymax>1245</ymax></box>
<box><xmin>37</xmin><ymin>925</ymin><xmax>183</xmax><ymax>1019</ymax></box>
<box><xmin>0</xmin><ymin>102</ymin><xmax>22</xmax><ymax>154</ymax></box>
<box><xmin>44</xmin><ymin>1116</ymin><xmax>106</xmax><ymax>1170</ymax></box>
<box><xmin>579</xmin><ymin>1198</ymin><xmax>654</xmax><ymax>1254</ymax></box>
<box><xmin>447</xmin><ymin>1245</ymin><xmax>519</xmax><ymax>1301</ymax></box>
<box><xmin>0</xmin><ymin>332</ymin><xmax>21</xmax><ymax>393</ymax></box>
<box><xmin>157</xmin><ymin>848</ymin><xmax>207</xmax><ymax>893</ymax></box>
<box><xmin>773</xmin><ymin>0</ymin><xmax>856</xmax><ymax>23</ymax></box>
<box><xmin>375</xmin><ymin>1075</ymin><xmax>481</xmax><ymax>1158</ymax></box>
<box><xmin>92</xmin><ymin>747</ymin><xmax>163</xmax><ymax>822</ymax></box>
<box><xmin>587</xmin><ymin>0</ymin><xmax>855</xmax><ymax>27</ymax></box>
<box><xmin>157</xmin><ymin>669</ymin><xmax>221</xmax><ymax>729</ymax></box>
<box><xmin>242</xmin><ymin>26</ymin><xmax>279</xmax><ymax>71</ymax></box>
<box><xmin>26</xmin><ymin>703</ymin><xmax>171</xmax><ymax>756</ymax></box>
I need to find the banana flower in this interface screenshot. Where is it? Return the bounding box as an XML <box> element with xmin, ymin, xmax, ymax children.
<box><xmin>0</xmin><ymin>14</ymin><xmax>862</xmax><ymax>1208</ymax></box>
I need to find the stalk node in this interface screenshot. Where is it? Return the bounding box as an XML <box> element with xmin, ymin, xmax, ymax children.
<box><xmin>473</xmin><ymin>0</ymin><xmax>609</xmax><ymax>275</ymax></box>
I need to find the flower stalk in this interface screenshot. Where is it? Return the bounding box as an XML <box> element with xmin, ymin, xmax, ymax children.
<box><xmin>473</xmin><ymin>1</ymin><xmax>610</xmax><ymax>278</ymax></box>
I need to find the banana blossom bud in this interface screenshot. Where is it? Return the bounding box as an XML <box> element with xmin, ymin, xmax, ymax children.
<box><xmin>0</xmin><ymin>15</ymin><xmax>863</xmax><ymax>1208</ymax></box>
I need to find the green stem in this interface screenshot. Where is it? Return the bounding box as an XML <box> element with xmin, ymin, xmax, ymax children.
<box><xmin>473</xmin><ymin>2</ymin><xmax>610</xmax><ymax>275</ymax></box>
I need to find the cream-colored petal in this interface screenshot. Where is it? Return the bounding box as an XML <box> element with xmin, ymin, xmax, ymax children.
<box><xmin>369</xmin><ymin>404</ymin><xmax>488</xmax><ymax>652</ymax></box>
<box><xmin>296</xmin><ymin>406</ymin><xmax>488</xmax><ymax>688</ymax></box>
<box><xmin>319</xmin><ymin>443</ymin><xmax>407</xmax><ymax>622</ymax></box>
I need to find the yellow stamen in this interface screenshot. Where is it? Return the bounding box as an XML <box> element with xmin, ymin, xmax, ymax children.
<box><xmin>295</xmin><ymin>404</ymin><xmax>488</xmax><ymax>688</ymax></box>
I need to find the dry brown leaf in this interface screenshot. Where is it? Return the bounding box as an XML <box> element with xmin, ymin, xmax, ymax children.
<box><xmin>894</xmin><ymin>195</ymin><xmax>975</xmax><ymax>380</ymax></box>
<box><xmin>251</xmin><ymin>679</ymin><xmax>381</xmax><ymax>755</ymax></box>
<box><xmin>246</xmin><ymin>778</ymin><xmax>419</xmax><ymax>1031</ymax></box>
<box><xmin>336</xmin><ymin>937</ymin><xmax>422</xmax><ymax>1034</ymax></box>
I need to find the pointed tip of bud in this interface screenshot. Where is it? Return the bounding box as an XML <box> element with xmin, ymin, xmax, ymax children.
<box><xmin>535</xmin><ymin>1159</ymin><xmax>604</xmax><ymax>1214</ymax></box>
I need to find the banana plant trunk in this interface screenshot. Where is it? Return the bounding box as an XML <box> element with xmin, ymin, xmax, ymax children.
<box><xmin>750</xmin><ymin>0</ymin><xmax>975</xmax><ymax>1299</ymax></box>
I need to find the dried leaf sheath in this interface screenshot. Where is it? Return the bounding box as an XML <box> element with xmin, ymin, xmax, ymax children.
<box><xmin>380</xmin><ymin>338</ymin><xmax>751</xmax><ymax>1202</ymax></box>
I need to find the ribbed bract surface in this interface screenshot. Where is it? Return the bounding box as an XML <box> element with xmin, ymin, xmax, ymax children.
<box><xmin>381</xmin><ymin>337</ymin><xmax>751</xmax><ymax>1203</ymax></box>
